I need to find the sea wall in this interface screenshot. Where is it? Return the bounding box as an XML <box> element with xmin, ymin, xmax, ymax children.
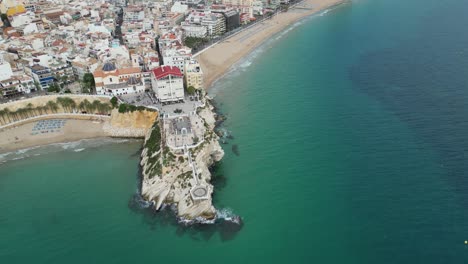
<box><xmin>140</xmin><ymin>101</ymin><xmax>224</xmax><ymax>222</ymax></box>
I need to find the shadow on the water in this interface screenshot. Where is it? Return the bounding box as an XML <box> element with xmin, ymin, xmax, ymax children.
<box><xmin>210</xmin><ymin>162</ymin><xmax>228</xmax><ymax>204</ymax></box>
<box><xmin>231</xmin><ymin>144</ymin><xmax>240</xmax><ymax>156</ymax></box>
<box><xmin>349</xmin><ymin>12</ymin><xmax>468</xmax><ymax>203</ymax></box>
<box><xmin>127</xmin><ymin>162</ymin><xmax>242</xmax><ymax>241</ymax></box>
<box><xmin>130</xmin><ymin>147</ymin><xmax>143</xmax><ymax>158</ymax></box>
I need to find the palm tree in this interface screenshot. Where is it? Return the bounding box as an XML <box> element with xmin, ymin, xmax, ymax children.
<box><xmin>26</xmin><ymin>103</ymin><xmax>35</xmax><ymax>117</ymax></box>
<box><xmin>56</xmin><ymin>97</ymin><xmax>67</xmax><ymax>112</ymax></box>
<box><xmin>92</xmin><ymin>100</ymin><xmax>101</xmax><ymax>114</ymax></box>
<box><xmin>33</xmin><ymin>81</ymin><xmax>40</xmax><ymax>91</ymax></box>
<box><xmin>69</xmin><ymin>99</ymin><xmax>77</xmax><ymax>113</ymax></box>
<box><xmin>10</xmin><ymin>109</ymin><xmax>19</xmax><ymax>121</ymax></box>
<box><xmin>62</xmin><ymin>97</ymin><xmax>75</xmax><ymax>113</ymax></box>
<box><xmin>82</xmin><ymin>99</ymin><xmax>92</xmax><ymax>113</ymax></box>
<box><xmin>101</xmin><ymin>103</ymin><xmax>111</xmax><ymax>115</ymax></box>
<box><xmin>15</xmin><ymin>108</ymin><xmax>24</xmax><ymax>120</ymax></box>
<box><xmin>0</xmin><ymin>109</ymin><xmax>6</xmax><ymax>125</ymax></box>
<box><xmin>3</xmin><ymin>108</ymin><xmax>11</xmax><ymax>123</ymax></box>
<box><xmin>36</xmin><ymin>106</ymin><xmax>43</xmax><ymax>115</ymax></box>
<box><xmin>78</xmin><ymin>101</ymin><xmax>86</xmax><ymax>112</ymax></box>
<box><xmin>42</xmin><ymin>104</ymin><xmax>50</xmax><ymax>114</ymax></box>
<box><xmin>47</xmin><ymin>101</ymin><xmax>59</xmax><ymax>113</ymax></box>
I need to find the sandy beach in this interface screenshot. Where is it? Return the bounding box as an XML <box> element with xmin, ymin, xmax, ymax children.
<box><xmin>0</xmin><ymin>119</ymin><xmax>107</xmax><ymax>154</ymax></box>
<box><xmin>198</xmin><ymin>0</ymin><xmax>346</xmax><ymax>89</ymax></box>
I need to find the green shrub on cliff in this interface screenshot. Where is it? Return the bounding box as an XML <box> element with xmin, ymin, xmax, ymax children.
<box><xmin>118</xmin><ymin>103</ymin><xmax>129</xmax><ymax>113</ymax></box>
<box><xmin>118</xmin><ymin>103</ymin><xmax>155</xmax><ymax>113</ymax></box>
<box><xmin>144</xmin><ymin>121</ymin><xmax>161</xmax><ymax>157</ymax></box>
<box><xmin>110</xmin><ymin>97</ymin><xmax>118</xmax><ymax>108</ymax></box>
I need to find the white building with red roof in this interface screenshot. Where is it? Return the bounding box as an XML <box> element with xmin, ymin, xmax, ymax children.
<box><xmin>151</xmin><ymin>65</ymin><xmax>184</xmax><ymax>103</ymax></box>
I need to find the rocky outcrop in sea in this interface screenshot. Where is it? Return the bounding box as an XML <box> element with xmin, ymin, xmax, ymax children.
<box><xmin>139</xmin><ymin>100</ymin><xmax>239</xmax><ymax>225</ymax></box>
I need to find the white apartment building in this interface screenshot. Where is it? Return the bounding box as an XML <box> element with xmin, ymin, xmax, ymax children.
<box><xmin>162</xmin><ymin>47</ymin><xmax>192</xmax><ymax>73</ymax></box>
<box><xmin>182</xmin><ymin>23</ymin><xmax>208</xmax><ymax>38</ymax></box>
<box><xmin>0</xmin><ymin>61</ymin><xmax>13</xmax><ymax>81</ymax></box>
<box><xmin>0</xmin><ymin>75</ymin><xmax>34</xmax><ymax>97</ymax></box>
<box><xmin>151</xmin><ymin>65</ymin><xmax>184</xmax><ymax>103</ymax></box>
<box><xmin>201</xmin><ymin>13</ymin><xmax>226</xmax><ymax>36</ymax></box>
<box><xmin>124</xmin><ymin>6</ymin><xmax>145</xmax><ymax>22</ymax></box>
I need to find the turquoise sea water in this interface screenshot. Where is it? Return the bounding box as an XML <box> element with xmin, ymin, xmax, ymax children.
<box><xmin>2</xmin><ymin>0</ymin><xmax>468</xmax><ymax>262</ymax></box>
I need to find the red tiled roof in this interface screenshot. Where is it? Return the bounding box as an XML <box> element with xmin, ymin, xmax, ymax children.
<box><xmin>152</xmin><ymin>66</ymin><xmax>182</xmax><ymax>79</ymax></box>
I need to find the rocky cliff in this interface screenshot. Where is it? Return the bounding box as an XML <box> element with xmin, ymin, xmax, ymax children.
<box><xmin>139</xmin><ymin>102</ymin><xmax>224</xmax><ymax>223</ymax></box>
<box><xmin>104</xmin><ymin>109</ymin><xmax>158</xmax><ymax>138</ymax></box>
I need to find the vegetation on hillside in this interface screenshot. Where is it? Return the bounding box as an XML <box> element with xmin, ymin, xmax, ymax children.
<box><xmin>183</xmin><ymin>37</ymin><xmax>209</xmax><ymax>49</ymax></box>
<box><xmin>0</xmin><ymin>96</ymin><xmax>112</xmax><ymax>126</ymax></box>
<box><xmin>144</xmin><ymin>121</ymin><xmax>163</xmax><ymax>178</ymax></box>
<box><xmin>144</xmin><ymin>121</ymin><xmax>161</xmax><ymax>157</ymax></box>
<box><xmin>82</xmin><ymin>73</ymin><xmax>95</xmax><ymax>93</ymax></box>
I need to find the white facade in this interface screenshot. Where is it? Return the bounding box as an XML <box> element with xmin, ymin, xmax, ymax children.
<box><xmin>0</xmin><ymin>62</ymin><xmax>13</xmax><ymax>81</ymax></box>
<box><xmin>124</xmin><ymin>6</ymin><xmax>145</xmax><ymax>22</ymax></box>
<box><xmin>201</xmin><ymin>13</ymin><xmax>226</xmax><ymax>36</ymax></box>
<box><xmin>94</xmin><ymin>64</ymin><xmax>146</xmax><ymax>96</ymax></box>
<box><xmin>162</xmin><ymin>47</ymin><xmax>192</xmax><ymax>73</ymax></box>
<box><xmin>182</xmin><ymin>24</ymin><xmax>207</xmax><ymax>38</ymax></box>
<box><xmin>151</xmin><ymin>66</ymin><xmax>184</xmax><ymax>103</ymax></box>
<box><xmin>0</xmin><ymin>75</ymin><xmax>34</xmax><ymax>97</ymax></box>
<box><xmin>171</xmin><ymin>2</ymin><xmax>188</xmax><ymax>14</ymax></box>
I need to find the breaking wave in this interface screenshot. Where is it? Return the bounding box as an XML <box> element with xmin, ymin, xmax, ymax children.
<box><xmin>216</xmin><ymin>208</ymin><xmax>237</xmax><ymax>220</ymax></box>
<box><xmin>0</xmin><ymin>138</ymin><xmax>139</xmax><ymax>164</ymax></box>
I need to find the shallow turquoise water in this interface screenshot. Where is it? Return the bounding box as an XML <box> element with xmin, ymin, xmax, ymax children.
<box><xmin>2</xmin><ymin>0</ymin><xmax>468</xmax><ymax>262</ymax></box>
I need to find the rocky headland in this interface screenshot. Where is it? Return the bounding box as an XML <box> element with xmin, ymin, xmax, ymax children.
<box><xmin>139</xmin><ymin>100</ymin><xmax>231</xmax><ymax>224</ymax></box>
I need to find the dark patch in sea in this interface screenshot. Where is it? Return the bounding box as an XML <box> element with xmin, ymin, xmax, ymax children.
<box><xmin>209</xmin><ymin>161</ymin><xmax>228</xmax><ymax>204</ymax></box>
<box><xmin>130</xmin><ymin>147</ymin><xmax>143</xmax><ymax>158</ymax></box>
<box><xmin>232</xmin><ymin>144</ymin><xmax>240</xmax><ymax>156</ymax></box>
<box><xmin>349</xmin><ymin>14</ymin><xmax>468</xmax><ymax>201</ymax></box>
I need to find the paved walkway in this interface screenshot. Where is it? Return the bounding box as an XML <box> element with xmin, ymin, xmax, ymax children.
<box><xmin>185</xmin><ymin>145</ymin><xmax>210</xmax><ymax>201</ymax></box>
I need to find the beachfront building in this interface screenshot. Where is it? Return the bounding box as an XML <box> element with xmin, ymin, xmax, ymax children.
<box><xmin>184</xmin><ymin>59</ymin><xmax>203</xmax><ymax>90</ymax></box>
<box><xmin>0</xmin><ymin>75</ymin><xmax>34</xmax><ymax>97</ymax></box>
<box><xmin>27</xmin><ymin>64</ymin><xmax>54</xmax><ymax>90</ymax></box>
<box><xmin>183</xmin><ymin>11</ymin><xmax>226</xmax><ymax>37</ymax></box>
<box><xmin>181</xmin><ymin>23</ymin><xmax>208</xmax><ymax>38</ymax></box>
<box><xmin>221</xmin><ymin>0</ymin><xmax>254</xmax><ymax>21</ymax></box>
<box><xmin>212</xmin><ymin>9</ymin><xmax>241</xmax><ymax>32</ymax></box>
<box><xmin>201</xmin><ymin>12</ymin><xmax>226</xmax><ymax>36</ymax></box>
<box><xmin>151</xmin><ymin>65</ymin><xmax>184</xmax><ymax>103</ymax></box>
<box><xmin>161</xmin><ymin>46</ymin><xmax>192</xmax><ymax>73</ymax></box>
<box><xmin>93</xmin><ymin>62</ymin><xmax>145</xmax><ymax>96</ymax></box>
